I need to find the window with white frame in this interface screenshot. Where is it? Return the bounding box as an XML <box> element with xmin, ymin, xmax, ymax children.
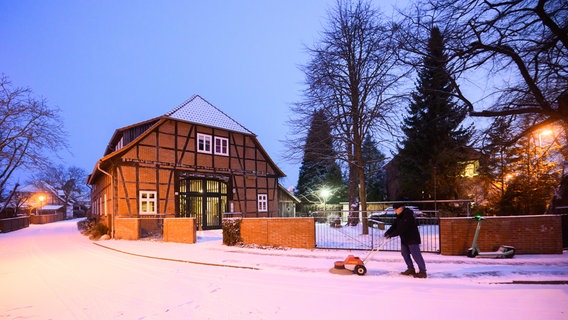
<box><xmin>258</xmin><ymin>194</ymin><xmax>268</xmax><ymax>212</ymax></box>
<box><xmin>140</xmin><ymin>191</ymin><xmax>157</xmax><ymax>214</ymax></box>
<box><xmin>214</xmin><ymin>136</ymin><xmax>229</xmax><ymax>156</ymax></box>
<box><xmin>99</xmin><ymin>196</ymin><xmax>104</xmax><ymax>216</ymax></box>
<box><xmin>197</xmin><ymin>133</ymin><xmax>212</xmax><ymax>154</ymax></box>
<box><xmin>94</xmin><ymin>197</ymin><xmax>99</xmax><ymax>216</ymax></box>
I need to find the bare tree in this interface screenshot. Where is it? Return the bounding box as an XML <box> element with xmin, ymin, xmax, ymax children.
<box><xmin>0</xmin><ymin>75</ymin><xmax>67</xmax><ymax>198</ymax></box>
<box><xmin>291</xmin><ymin>0</ymin><xmax>406</xmax><ymax>233</ymax></box>
<box><xmin>396</xmin><ymin>0</ymin><xmax>568</xmax><ymax>212</ymax></box>
<box><xmin>31</xmin><ymin>165</ymin><xmax>89</xmax><ymax>208</ymax></box>
<box><xmin>402</xmin><ymin>0</ymin><xmax>567</xmax><ymax>142</ymax></box>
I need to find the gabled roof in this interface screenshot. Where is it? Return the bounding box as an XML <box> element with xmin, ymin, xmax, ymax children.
<box><xmin>278</xmin><ymin>184</ymin><xmax>301</xmax><ymax>204</ymax></box>
<box><xmin>88</xmin><ymin>95</ymin><xmax>285</xmax><ymax>184</ymax></box>
<box><xmin>166</xmin><ymin>95</ymin><xmax>254</xmax><ymax>135</ymax></box>
<box><xmin>41</xmin><ymin>205</ymin><xmax>64</xmax><ymax>210</ymax></box>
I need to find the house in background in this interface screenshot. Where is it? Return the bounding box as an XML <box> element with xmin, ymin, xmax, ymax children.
<box><xmin>278</xmin><ymin>185</ymin><xmax>301</xmax><ymax>217</ymax></box>
<box><xmin>87</xmin><ymin>95</ymin><xmax>287</xmax><ymax>235</ymax></box>
<box><xmin>8</xmin><ymin>184</ymin><xmax>68</xmax><ymax>218</ymax></box>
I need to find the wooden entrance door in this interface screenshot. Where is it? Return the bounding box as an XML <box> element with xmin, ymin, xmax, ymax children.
<box><xmin>178</xmin><ymin>178</ymin><xmax>228</xmax><ymax>229</ymax></box>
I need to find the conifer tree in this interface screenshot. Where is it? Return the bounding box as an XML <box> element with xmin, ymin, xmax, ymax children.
<box><xmin>295</xmin><ymin>109</ymin><xmax>344</xmax><ymax>204</ymax></box>
<box><xmin>362</xmin><ymin>136</ymin><xmax>387</xmax><ymax>201</ymax></box>
<box><xmin>396</xmin><ymin>27</ymin><xmax>473</xmax><ymax>200</ymax></box>
<box><xmin>291</xmin><ymin>0</ymin><xmax>401</xmax><ymax>232</ymax></box>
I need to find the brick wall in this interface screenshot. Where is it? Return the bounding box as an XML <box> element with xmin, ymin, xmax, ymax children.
<box><xmin>440</xmin><ymin>215</ymin><xmax>563</xmax><ymax>255</ymax></box>
<box><xmin>240</xmin><ymin>218</ymin><xmax>315</xmax><ymax>249</ymax></box>
<box><xmin>114</xmin><ymin>218</ymin><xmax>140</xmax><ymax>240</ymax></box>
<box><xmin>30</xmin><ymin>213</ymin><xmax>65</xmax><ymax>224</ymax></box>
<box><xmin>0</xmin><ymin>216</ymin><xmax>29</xmax><ymax>233</ymax></box>
<box><xmin>163</xmin><ymin>218</ymin><xmax>196</xmax><ymax>244</ymax></box>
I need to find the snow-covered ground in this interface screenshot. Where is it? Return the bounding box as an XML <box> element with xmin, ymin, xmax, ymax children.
<box><xmin>1</xmin><ymin>219</ymin><xmax>567</xmax><ymax>320</ymax></box>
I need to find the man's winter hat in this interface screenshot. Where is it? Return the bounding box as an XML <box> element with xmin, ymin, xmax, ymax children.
<box><xmin>393</xmin><ymin>203</ymin><xmax>405</xmax><ymax>209</ymax></box>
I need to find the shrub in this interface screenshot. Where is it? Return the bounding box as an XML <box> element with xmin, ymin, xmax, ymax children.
<box><xmin>90</xmin><ymin>222</ymin><xmax>109</xmax><ymax>240</ymax></box>
<box><xmin>77</xmin><ymin>217</ymin><xmax>95</xmax><ymax>234</ymax></box>
<box><xmin>77</xmin><ymin>217</ymin><xmax>109</xmax><ymax>240</ymax></box>
<box><xmin>222</xmin><ymin>218</ymin><xmax>242</xmax><ymax>246</ymax></box>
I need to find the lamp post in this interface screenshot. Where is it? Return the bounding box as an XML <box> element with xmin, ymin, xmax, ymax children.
<box><xmin>38</xmin><ymin>195</ymin><xmax>45</xmax><ymax>215</ymax></box>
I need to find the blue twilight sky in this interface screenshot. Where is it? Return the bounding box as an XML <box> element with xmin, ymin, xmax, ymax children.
<box><xmin>0</xmin><ymin>0</ymin><xmax>404</xmax><ymax>189</ymax></box>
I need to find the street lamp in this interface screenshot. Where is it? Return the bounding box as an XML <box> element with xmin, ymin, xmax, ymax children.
<box><xmin>38</xmin><ymin>195</ymin><xmax>45</xmax><ymax>215</ymax></box>
<box><xmin>320</xmin><ymin>189</ymin><xmax>331</xmax><ymax>211</ymax></box>
<box><xmin>538</xmin><ymin>129</ymin><xmax>554</xmax><ymax>147</ymax></box>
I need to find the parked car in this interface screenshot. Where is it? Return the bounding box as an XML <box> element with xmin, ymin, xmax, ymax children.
<box><xmin>368</xmin><ymin>215</ymin><xmax>390</xmax><ymax>228</ymax></box>
<box><xmin>367</xmin><ymin>206</ymin><xmax>424</xmax><ymax>227</ymax></box>
<box><xmin>367</xmin><ymin>208</ymin><xmax>395</xmax><ymax>227</ymax></box>
<box><xmin>407</xmin><ymin>206</ymin><xmax>423</xmax><ymax>216</ymax></box>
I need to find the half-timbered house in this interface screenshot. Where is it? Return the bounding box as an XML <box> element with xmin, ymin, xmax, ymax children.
<box><xmin>87</xmin><ymin>95</ymin><xmax>285</xmax><ymax>235</ymax></box>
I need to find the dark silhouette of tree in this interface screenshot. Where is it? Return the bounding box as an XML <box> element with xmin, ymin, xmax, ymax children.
<box><xmin>31</xmin><ymin>165</ymin><xmax>90</xmax><ymax>208</ymax></box>
<box><xmin>362</xmin><ymin>135</ymin><xmax>387</xmax><ymax>201</ymax></box>
<box><xmin>290</xmin><ymin>0</ymin><xmax>403</xmax><ymax>232</ymax></box>
<box><xmin>0</xmin><ymin>75</ymin><xmax>67</xmax><ymax>200</ymax></box>
<box><xmin>396</xmin><ymin>27</ymin><xmax>473</xmax><ymax>200</ymax></box>
<box><xmin>403</xmin><ymin>0</ymin><xmax>567</xmax><ymax>144</ymax></box>
<box><xmin>499</xmin><ymin>150</ymin><xmax>559</xmax><ymax>216</ymax></box>
<box><xmin>398</xmin><ymin>0</ymin><xmax>568</xmax><ymax>213</ymax></box>
<box><xmin>295</xmin><ymin>109</ymin><xmax>344</xmax><ymax>204</ymax></box>
<box><xmin>473</xmin><ymin>115</ymin><xmax>565</xmax><ymax>215</ymax></box>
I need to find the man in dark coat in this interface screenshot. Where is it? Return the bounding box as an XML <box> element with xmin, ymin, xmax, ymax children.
<box><xmin>384</xmin><ymin>203</ymin><xmax>427</xmax><ymax>278</ymax></box>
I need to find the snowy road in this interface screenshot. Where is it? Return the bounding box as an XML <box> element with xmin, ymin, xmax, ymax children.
<box><xmin>1</xmin><ymin>219</ymin><xmax>567</xmax><ymax>319</ymax></box>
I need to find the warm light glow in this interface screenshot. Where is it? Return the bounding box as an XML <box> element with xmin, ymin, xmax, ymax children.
<box><xmin>538</xmin><ymin>128</ymin><xmax>555</xmax><ymax>147</ymax></box>
<box><xmin>320</xmin><ymin>189</ymin><xmax>331</xmax><ymax>200</ymax></box>
<box><xmin>38</xmin><ymin>195</ymin><xmax>45</xmax><ymax>202</ymax></box>
<box><xmin>462</xmin><ymin>161</ymin><xmax>479</xmax><ymax>178</ymax></box>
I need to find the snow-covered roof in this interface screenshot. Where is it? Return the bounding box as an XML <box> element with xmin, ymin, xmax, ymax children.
<box><xmin>41</xmin><ymin>205</ymin><xmax>64</xmax><ymax>210</ymax></box>
<box><xmin>166</xmin><ymin>95</ymin><xmax>254</xmax><ymax>135</ymax></box>
<box><xmin>18</xmin><ymin>184</ymin><xmax>41</xmax><ymax>193</ymax></box>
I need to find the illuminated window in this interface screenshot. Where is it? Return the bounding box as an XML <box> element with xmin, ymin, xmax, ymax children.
<box><xmin>214</xmin><ymin>136</ymin><xmax>229</xmax><ymax>156</ymax></box>
<box><xmin>258</xmin><ymin>194</ymin><xmax>268</xmax><ymax>212</ymax></box>
<box><xmin>197</xmin><ymin>133</ymin><xmax>212</xmax><ymax>154</ymax></box>
<box><xmin>461</xmin><ymin>161</ymin><xmax>479</xmax><ymax>178</ymax></box>
<box><xmin>140</xmin><ymin>191</ymin><xmax>157</xmax><ymax>214</ymax></box>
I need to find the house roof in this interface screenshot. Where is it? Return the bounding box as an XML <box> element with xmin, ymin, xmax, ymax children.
<box><xmin>17</xmin><ymin>184</ymin><xmax>72</xmax><ymax>206</ymax></box>
<box><xmin>278</xmin><ymin>184</ymin><xmax>301</xmax><ymax>203</ymax></box>
<box><xmin>166</xmin><ymin>95</ymin><xmax>254</xmax><ymax>135</ymax></box>
<box><xmin>88</xmin><ymin>95</ymin><xmax>285</xmax><ymax>184</ymax></box>
<box><xmin>41</xmin><ymin>205</ymin><xmax>64</xmax><ymax>210</ymax></box>
<box><xmin>18</xmin><ymin>184</ymin><xmax>41</xmax><ymax>193</ymax></box>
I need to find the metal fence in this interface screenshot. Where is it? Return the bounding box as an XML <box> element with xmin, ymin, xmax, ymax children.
<box><xmin>312</xmin><ymin>211</ymin><xmax>440</xmax><ymax>253</ymax></box>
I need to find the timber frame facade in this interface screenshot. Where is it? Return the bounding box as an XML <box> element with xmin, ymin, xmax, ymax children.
<box><xmin>87</xmin><ymin>95</ymin><xmax>285</xmax><ymax>233</ymax></box>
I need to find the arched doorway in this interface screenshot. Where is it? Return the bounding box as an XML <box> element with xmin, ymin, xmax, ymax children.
<box><xmin>178</xmin><ymin>177</ymin><xmax>228</xmax><ymax>229</ymax></box>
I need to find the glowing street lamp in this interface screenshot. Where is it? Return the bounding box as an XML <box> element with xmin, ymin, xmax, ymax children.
<box><xmin>38</xmin><ymin>195</ymin><xmax>45</xmax><ymax>215</ymax></box>
<box><xmin>538</xmin><ymin>128</ymin><xmax>554</xmax><ymax>147</ymax></box>
<box><xmin>320</xmin><ymin>189</ymin><xmax>331</xmax><ymax>211</ymax></box>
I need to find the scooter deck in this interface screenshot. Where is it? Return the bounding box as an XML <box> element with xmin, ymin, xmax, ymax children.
<box><xmin>470</xmin><ymin>245</ymin><xmax>515</xmax><ymax>258</ymax></box>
